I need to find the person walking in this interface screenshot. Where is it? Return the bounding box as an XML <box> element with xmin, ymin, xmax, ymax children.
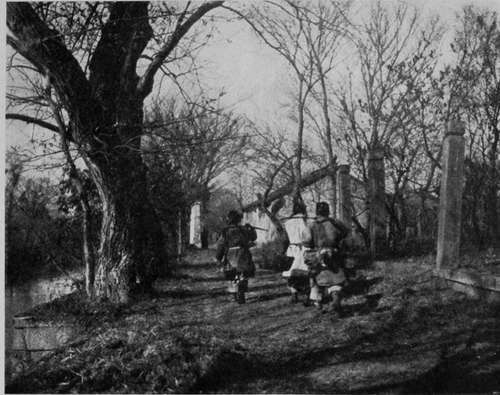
<box><xmin>304</xmin><ymin>202</ymin><xmax>350</xmax><ymax>314</ymax></box>
<box><xmin>215</xmin><ymin>210</ymin><xmax>257</xmax><ymax>304</ymax></box>
<box><xmin>281</xmin><ymin>200</ymin><xmax>311</xmax><ymax>304</ymax></box>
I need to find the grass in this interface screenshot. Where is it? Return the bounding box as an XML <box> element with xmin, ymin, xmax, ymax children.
<box><xmin>6</xmin><ymin>249</ymin><xmax>500</xmax><ymax>393</ymax></box>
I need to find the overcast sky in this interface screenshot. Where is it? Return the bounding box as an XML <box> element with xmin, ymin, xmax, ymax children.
<box><xmin>3</xmin><ymin>0</ymin><xmax>500</xmax><ymax>178</ymax></box>
<box><xmin>195</xmin><ymin>0</ymin><xmax>500</xmax><ymax>122</ymax></box>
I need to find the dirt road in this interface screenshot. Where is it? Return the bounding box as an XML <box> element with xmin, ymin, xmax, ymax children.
<box><xmin>153</xmin><ymin>249</ymin><xmax>500</xmax><ymax>393</ymax></box>
<box><xmin>7</xmin><ymin>249</ymin><xmax>500</xmax><ymax>393</ymax></box>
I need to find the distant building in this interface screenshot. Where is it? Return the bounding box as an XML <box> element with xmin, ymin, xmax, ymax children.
<box><xmin>242</xmin><ymin>167</ymin><xmax>368</xmax><ymax>246</ymax></box>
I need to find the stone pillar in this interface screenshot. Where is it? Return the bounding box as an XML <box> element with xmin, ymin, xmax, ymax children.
<box><xmin>436</xmin><ymin>120</ymin><xmax>465</xmax><ymax>270</ymax></box>
<box><xmin>336</xmin><ymin>164</ymin><xmax>352</xmax><ymax>226</ymax></box>
<box><xmin>189</xmin><ymin>201</ymin><xmax>202</xmax><ymax>248</ymax></box>
<box><xmin>367</xmin><ymin>147</ymin><xmax>386</xmax><ymax>257</ymax></box>
<box><xmin>200</xmin><ymin>200</ymin><xmax>208</xmax><ymax>249</ymax></box>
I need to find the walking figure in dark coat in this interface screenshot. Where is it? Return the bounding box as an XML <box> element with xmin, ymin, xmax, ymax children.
<box><xmin>304</xmin><ymin>202</ymin><xmax>350</xmax><ymax>314</ymax></box>
<box><xmin>215</xmin><ymin>210</ymin><xmax>257</xmax><ymax>304</ymax></box>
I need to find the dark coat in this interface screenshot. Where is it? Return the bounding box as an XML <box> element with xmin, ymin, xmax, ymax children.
<box><xmin>304</xmin><ymin>216</ymin><xmax>350</xmax><ymax>285</ymax></box>
<box><xmin>305</xmin><ymin>216</ymin><xmax>349</xmax><ymax>249</ymax></box>
<box><xmin>216</xmin><ymin>224</ymin><xmax>257</xmax><ymax>276</ymax></box>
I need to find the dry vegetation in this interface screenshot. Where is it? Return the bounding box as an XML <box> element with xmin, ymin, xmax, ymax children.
<box><xmin>6</xmin><ymin>249</ymin><xmax>500</xmax><ymax>393</ymax></box>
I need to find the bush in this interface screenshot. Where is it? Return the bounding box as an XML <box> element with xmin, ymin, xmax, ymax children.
<box><xmin>6</xmin><ymin>177</ymin><xmax>85</xmax><ymax>284</ymax></box>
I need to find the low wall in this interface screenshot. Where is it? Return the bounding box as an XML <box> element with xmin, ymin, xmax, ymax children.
<box><xmin>435</xmin><ymin>268</ymin><xmax>500</xmax><ymax>303</ymax></box>
<box><xmin>8</xmin><ymin>315</ymin><xmax>77</xmax><ymax>376</ymax></box>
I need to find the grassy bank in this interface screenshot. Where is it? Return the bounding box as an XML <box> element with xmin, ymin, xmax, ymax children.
<box><xmin>6</xmin><ymin>250</ymin><xmax>500</xmax><ymax>393</ymax></box>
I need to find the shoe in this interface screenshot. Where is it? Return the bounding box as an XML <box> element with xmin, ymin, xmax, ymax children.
<box><xmin>302</xmin><ymin>298</ymin><xmax>311</xmax><ymax>307</ymax></box>
<box><xmin>290</xmin><ymin>293</ymin><xmax>299</xmax><ymax>304</ymax></box>
<box><xmin>313</xmin><ymin>301</ymin><xmax>322</xmax><ymax>311</ymax></box>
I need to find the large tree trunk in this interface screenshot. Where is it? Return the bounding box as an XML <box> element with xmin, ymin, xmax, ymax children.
<box><xmin>85</xmin><ymin>101</ymin><xmax>168</xmax><ymax>303</ymax></box>
<box><xmin>60</xmin><ymin>134</ymin><xmax>96</xmax><ymax>298</ymax></box>
<box><xmin>89</xmin><ymin>151</ymin><xmax>167</xmax><ymax>303</ymax></box>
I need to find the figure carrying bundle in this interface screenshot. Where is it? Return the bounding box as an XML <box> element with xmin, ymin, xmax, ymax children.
<box><xmin>303</xmin><ymin>202</ymin><xmax>350</xmax><ymax>314</ymax></box>
<box><xmin>215</xmin><ymin>210</ymin><xmax>257</xmax><ymax>304</ymax></box>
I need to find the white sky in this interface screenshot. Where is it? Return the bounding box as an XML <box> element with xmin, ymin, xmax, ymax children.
<box><xmin>3</xmin><ymin>0</ymin><xmax>500</xmax><ymax>179</ymax></box>
<box><xmin>198</xmin><ymin>0</ymin><xmax>500</xmax><ymax>118</ymax></box>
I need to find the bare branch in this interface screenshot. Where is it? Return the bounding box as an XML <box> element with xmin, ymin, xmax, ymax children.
<box><xmin>6</xmin><ymin>113</ymin><xmax>60</xmax><ymax>134</ymax></box>
<box><xmin>7</xmin><ymin>2</ymin><xmax>98</xmax><ymax>141</ymax></box>
<box><xmin>137</xmin><ymin>1</ymin><xmax>224</xmax><ymax>98</ymax></box>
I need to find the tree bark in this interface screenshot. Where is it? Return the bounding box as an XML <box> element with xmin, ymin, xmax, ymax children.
<box><xmin>60</xmin><ymin>134</ymin><xmax>96</xmax><ymax>298</ymax></box>
<box><xmin>89</xmin><ymin>150</ymin><xmax>167</xmax><ymax>302</ymax></box>
<box><xmin>315</xmin><ymin>53</ymin><xmax>337</xmax><ymax>217</ymax></box>
<box><xmin>292</xmin><ymin>80</ymin><xmax>305</xmax><ymax>203</ymax></box>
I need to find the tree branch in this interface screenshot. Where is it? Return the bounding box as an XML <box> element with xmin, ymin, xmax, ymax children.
<box><xmin>89</xmin><ymin>2</ymin><xmax>153</xmax><ymax>103</ymax></box>
<box><xmin>6</xmin><ymin>113</ymin><xmax>60</xmax><ymax>133</ymax></box>
<box><xmin>137</xmin><ymin>1</ymin><xmax>224</xmax><ymax>98</ymax></box>
<box><xmin>7</xmin><ymin>2</ymin><xmax>99</xmax><ymax>142</ymax></box>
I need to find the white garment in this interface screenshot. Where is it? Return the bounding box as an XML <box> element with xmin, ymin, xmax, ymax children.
<box><xmin>282</xmin><ymin>215</ymin><xmax>311</xmax><ymax>277</ymax></box>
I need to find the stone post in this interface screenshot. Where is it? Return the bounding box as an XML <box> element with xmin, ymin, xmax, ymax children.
<box><xmin>336</xmin><ymin>164</ymin><xmax>352</xmax><ymax>226</ymax></box>
<box><xmin>200</xmin><ymin>199</ymin><xmax>208</xmax><ymax>249</ymax></box>
<box><xmin>367</xmin><ymin>147</ymin><xmax>386</xmax><ymax>257</ymax></box>
<box><xmin>436</xmin><ymin>120</ymin><xmax>465</xmax><ymax>270</ymax></box>
<box><xmin>189</xmin><ymin>201</ymin><xmax>202</xmax><ymax>248</ymax></box>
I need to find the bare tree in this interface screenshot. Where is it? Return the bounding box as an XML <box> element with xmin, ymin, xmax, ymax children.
<box><xmin>246</xmin><ymin>125</ymin><xmax>296</xmax><ymax>196</ymax></box>
<box><xmin>6</xmin><ymin>2</ymin><xmax>224</xmax><ymax>302</ymax></box>
<box><xmin>144</xmin><ymin>96</ymin><xmax>249</xmax><ymax>249</ymax></box>
<box><xmin>301</xmin><ymin>0</ymin><xmax>352</xmax><ymax>215</ymax></box>
<box><xmin>450</xmin><ymin>7</ymin><xmax>500</xmax><ymax>245</ymax></box>
<box><xmin>225</xmin><ymin>0</ymin><xmax>337</xmax><ymax>205</ymax></box>
<box><xmin>336</xmin><ymin>1</ymin><xmax>443</xmax><ymax>254</ymax></box>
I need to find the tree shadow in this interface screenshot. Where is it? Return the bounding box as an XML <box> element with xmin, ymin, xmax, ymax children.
<box><xmin>339</xmin><ymin>293</ymin><xmax>384</xmax><ymax>318</ymax></box>
<box><xmin>177</xmin><ymin>261</ymin><xmax>216</xmax><ymax>270</ymax></box>
<box><xmin>189</xmin><ymin>296</ymin><xmax>499</xmax><ymax>394</ymax></box>
<box><xmin>250</xmin><ymin>282</ymin><xmax>287</xmax><ymax>293</ymax></box>
<box><xmin>399</xmin><ymin>351</ymin><xmax>500</xmax><ymax>394</ymax></box>
<box><xmin>184</xmin><ymin>275</ymin><xmax>228</xmax><ymax>283</ymax></box>
<box><xmin>343</xmin><ymin>276</ymin><xmax>383</xmax><ymax>297</ymax></box>
<box><xmin>254</xmin><ymin>291</ymin><xmax>290</xmax><ymax>302</ymax></box>
<box><xmin>356</xmin><ymin>325</ymin><xmax>500</xmax><ymax>394</ymax></box>
<box><xmin>155</xmin><ymin>287</ymin><xmax>228</xmax><ymax>300</ymax></box>
<box><xmin>187</xmin><ymin>347</ymin><xmax>333</xmax><ymax>393</ymax></box>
